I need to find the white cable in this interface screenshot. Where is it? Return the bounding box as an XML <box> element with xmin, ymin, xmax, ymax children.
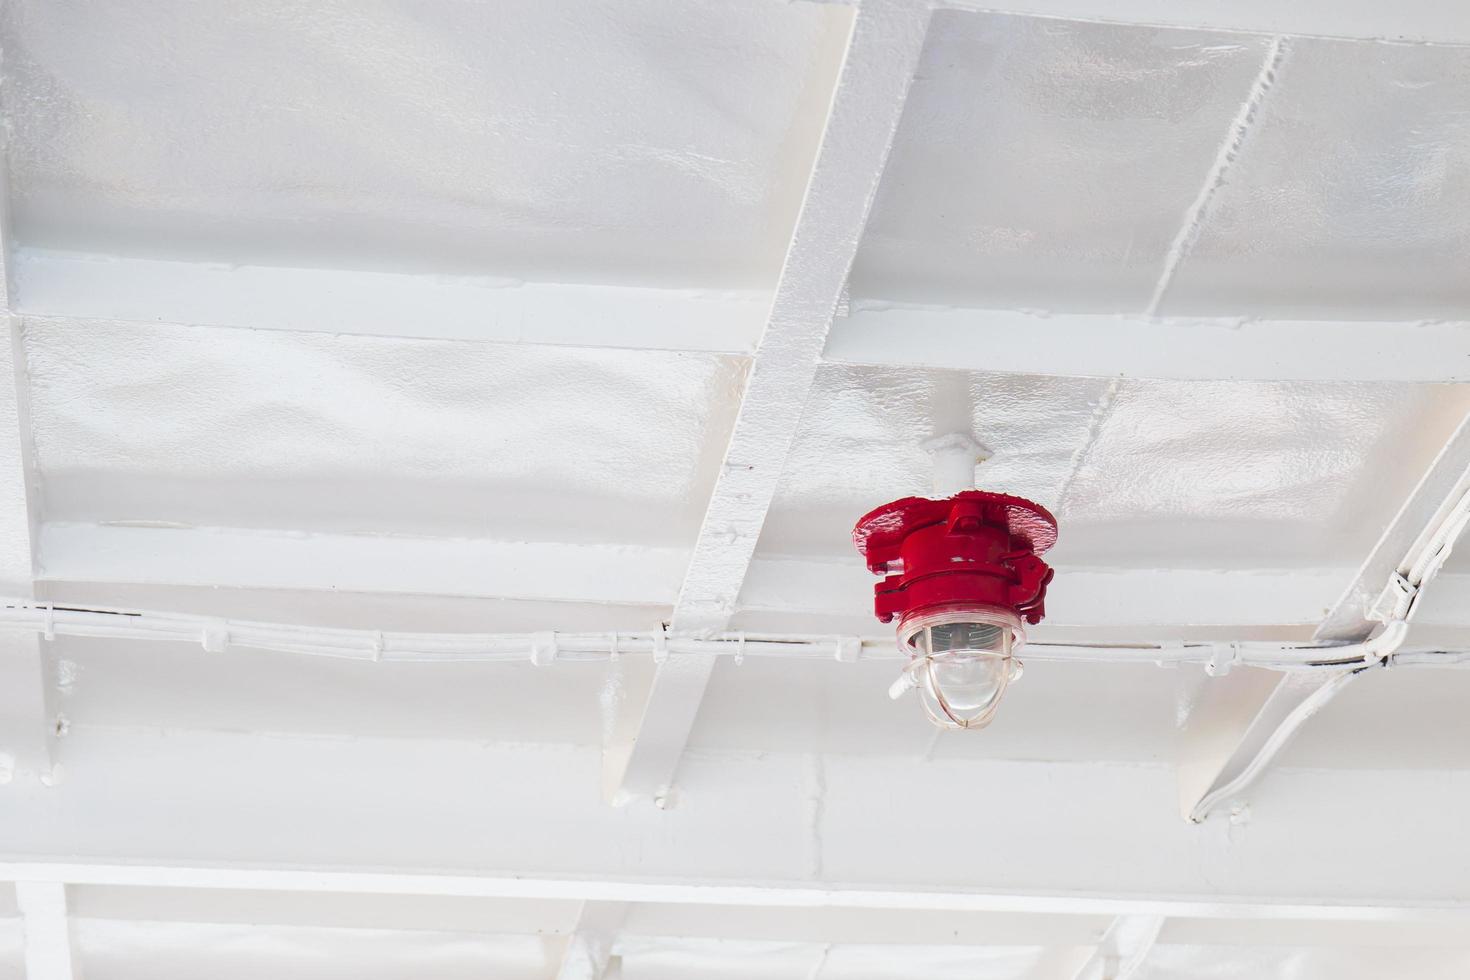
<box><xmin>0</xmin><ymin>599</ymin><xmax>1451</xmax><ymax>670</ymax></box>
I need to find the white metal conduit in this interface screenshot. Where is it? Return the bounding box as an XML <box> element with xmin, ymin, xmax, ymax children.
<box><xmin>0</xmin><ymin>599</ymin><xmax>1449</xmax><ymax>670</ymax></box>
<box><xmin>4</xmin><ymin>473</ymin><xmax>1464</xmax><ymax>673</ymax></box>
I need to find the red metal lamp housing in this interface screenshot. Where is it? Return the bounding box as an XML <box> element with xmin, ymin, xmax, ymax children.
<box><xmin>854</xmin><ymin>491</ymin><xmax>1057</xmax><ymax>730</ymax></box>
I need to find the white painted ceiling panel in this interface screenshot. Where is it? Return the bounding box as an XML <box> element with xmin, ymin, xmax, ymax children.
<box><xmin>3</xmin><ymin>2</ymin><xmax>1470</xmax><ymax>974</ymax></box>
<box><xmin>852</xmin><ymin>12</ymin><xmax>1273</xmax><ymax>311</ymax></box>
<box><xmin>757</xmin><ymin>363</ymin><xmax>1470</xmax><ymax>570</ymax></box>
<box><xmin>0</xmin><ymin>0</ymin><xmax>846</xmax><ymax>286</ymax></box>
<box><xmin>23</xmin><ymin>319</ymin><xmax>744</xmax><ymax>544</ymax></box>
<box><xmin>1159</xmin><ymin>38</ymin><xmax>1470</xmax><ymax>319</ymax></box>
<box><xmin>690</xmin><ymin>657</ymin><xmax>1181</xmax><ymax>763</ymax></box>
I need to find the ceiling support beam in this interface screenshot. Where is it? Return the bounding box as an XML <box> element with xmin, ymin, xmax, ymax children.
<box><xmin>1316</xmin><ymin>415</ymin><xmax>1470</xmax><ymax>644</ymax></box>
<box><xmin>555</xmin><ymin>902</ymin><xmax>629</xmax><ymax>980</ymax></box>
<box><xmin>0</xmin><ymin>634</ymin><xmax>57</xmax><ymax>788</ymax></box>
<box><xmin>14</xmin><ymin>251</ymin><xmax>767</xmax><ymax>356</ymax></box>
<box><xmin>12</xmin><ymin>728</ymin><xmax>1470</xmax><ymax>918</ymax></box>
<box><xmin>1177</xmin><ymin>667</ymin><xmax>1348</xmax><ymax>823</ymax></box>
<box><xmin>0</xmin><ymin>160</ymin><xmax>56</xmax><ymax>790</ymax></box>
<box><xmin>602</xmin><ymin>0</ymin><xmax>931</xmax><ymax>804</ymax></box>
<box><xmin>1181</xmin><ymin>414</ymin><xmax>1470</xmax><ymax>822</ymax></box>
<box><xmin>1070</xmin><ymin>915</ymin><xmax>1165</xmax><ymax>980</ymax></box>
<box><xmin>15</xmin><ymin>881</ymin><xmax>75</xmax><ymax>980</ymax></box>
<box><xmin>826</xmin><ymin>306</ymin><xmax>1470</xmax><ymax>383</ymax></box>
<box><xmin>26</xmin><ymin>283</ymin><xmax>1470</xmax><ymax>384</ymax></box>
<box><xmin>52</xmin><ymin>519</ymin><xmax>1470</xmax><ymax>631</ymax></box>
<box><xmin>39</xmin><ymin>522</ymin><xmax>689</xmax><ymax>609</ymax></box>
<box><xmin>936</xmin><ymin>0</ymin><xmax>1470</xmax><ymax>46</ymax></box>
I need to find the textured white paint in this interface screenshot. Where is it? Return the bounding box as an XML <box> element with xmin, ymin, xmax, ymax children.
<box><xmin>73</xmin><ymin>919</ymin><xmax>551</xmax><ymax>980</ymax></box>
<box><xmin>1</xmin><ymin>2</ymin><xmax>1469</xmax><ymax>974</ymax></box>
<box><xmin>38</xmin><ymin>522</ymin><xmax>688</xmax><ymax>607</ymax></box>
<box><xmin>1159</xmin><ymin>38</ymin><xmax>1470</xmax><ymax>319</ymax></box>
<box><xmin>15</xmin><ymin>250</ymin><xmax>767</xmax><ymax>353</ymax></box>
<box><xmin>10</xmin><ymin>728</ymin><xmax>1470</xmax><ymax>913</ymax></box>
<box><xmin>1318</xmin><ymin>414</ymin><xmax>1470</xmax><ymax>641</ymax></box>
<box><xmin>757</xmin><ymin>364</ymin><xmax>1470</xmax><ymax>570</ymax></box>
<box><xmin>1071</xmin><ymin>915</ymin><xmax>1164</xmax><ymax>980</ymax></box>
<box><xmin>22</xmin><ymin>318</ymin><xmax>744</xmax><ymax>545</ymax></box>
<box><xmin>556</xmin><ymin>902</ymin><xmax>627</xmax><ymax>980</ymax></box>
<box><xmin>937</xmin><ymin>0</ymin><xmax>1470</xmax><ymax>45</ymax></box>
<box><xmin>21</xmin><ymin>248</ymin><xmax>1470</xmax><ymax>381</ymax></box>
<box><xmin>15</xmin><ymin>881</ymin><xmax>73</xmax><ymax>980</ymax></box>
<box><xmin>853</xmin><ymin>15</ymin><xmax>1274</xmax><ymax>312</ymax></box>
<box><xmin>828</xmin><ymin>305</ymin><xmax>1470</xmax><ymax>382</ymax></box>
<box><xmin>1</xmin><ymin>0</ymin><xmax>846</xmax><ymax>287</ymax></box>
<box><xmin>608</xmin><ymin>0</ymin><xmax>930</xmax><ymax>803</ymax></box>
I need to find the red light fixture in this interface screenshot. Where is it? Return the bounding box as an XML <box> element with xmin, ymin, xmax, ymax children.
<box><xmin>853</xmin><ymin>490</ymin><xmax>1057</xmax><ymax>730</ymax></box>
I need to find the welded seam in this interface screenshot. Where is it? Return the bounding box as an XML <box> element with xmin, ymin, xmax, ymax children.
<box><xmin>806</xmin><ymin>943</ymin><xmax>832</xmax><ymax>980</ymax></box>
<box><xmin>1147</xmin><ymin>36</ymin><xmax>1288</xmax><ymax>316</ymax></box>
<box><xmin>1054</xmin><ymin>377</ymin><xmax>1123</xmax><ymax>517</ymax></box>
<box><xmin>808</xmin><ymin>752</ymin><xmax>826</xmax><ymax>881</ymax></box>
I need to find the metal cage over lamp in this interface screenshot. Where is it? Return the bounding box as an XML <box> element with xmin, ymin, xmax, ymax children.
<box><xmin>854</xmin><ymin>491</ymin><xmax>1057</xmax><ymax>730</ymax></box>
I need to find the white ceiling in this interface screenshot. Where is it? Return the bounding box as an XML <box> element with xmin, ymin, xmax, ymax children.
<box><xmin>2</xmin><ymin>0</ymin><xmax>1470</xmax><ymax>978</ymax></box>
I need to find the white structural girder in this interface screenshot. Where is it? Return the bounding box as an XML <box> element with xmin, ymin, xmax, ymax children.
<box><xmin>1181</xmin><ymin>413</ymin><xmax>1470</xmax><ymax>822</ymax></box>
<box><xmin>15</xmin><ymin>881</ymin><xmax>75</xmax><ymax>980</ymax></box>
<box><xmin>0</xmin><ymin>251</ymin><xmax>53</xmax><ymax>786</ymax></box>
<box><xmin>0</xmin><ymin>633</ymin><xmax>56</xmax><ymax>788</ymax></box>
<box><xmin>1317</xmin><ymin>413</ymin><xmax>1470</xmax><ymax>643</ymax></box>
<box><xmin>556</xmin><ymin>901</ymin><xmax>629</xmax><ymax>980</ymax></box>
<box><xmin>23</xmin><ymin>262</ymin><xmax>1470</xmax><ymax>383</ymax></box>
<box><xmin>14</xmin><ymin>250</ymin><xmax>765</xmax><ymax>356</ymax></box>
<box><xmin>827</xmin><ymin>305</ymin><xmax>1470</xmax><ymax>383</ymax></box>
<box><xmin>55</xmin><ymin>520</ymin><xmax>1470</xmax><ymax>632</ymax></box>
<box><xmin>1071</xmin><ymin>915</ymin><xmax>1165</xmax><ymax>980</ymax></box>
<box><xmin>38</xmin><ymin>522</ymin><xmax>689</xmax><ymax>609</ymax></box>
<box><xmin>603</xmin><ymin>0</ymin><xmax>930</xmax><ymax>803</ymax></box>
<box><xmin>937</xmin><ymin>0</ymin><xmax>1470</xmax><ymax>45</ymax></box>
<box><xmin>1177</xmin><ymin>666</ymin><xmax>1352</xmax><ymax>823</ymax></box>
<box><xmin>9</xmin><ymin>728</ymin><xmax>1470</xmax><ymax>919</ymax></box>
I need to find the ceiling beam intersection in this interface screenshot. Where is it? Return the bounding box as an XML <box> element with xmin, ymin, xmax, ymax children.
<box><xmin>601</xmin><ymin>0</ymin><xmax>932</xmax><ymax>804</ymax></box>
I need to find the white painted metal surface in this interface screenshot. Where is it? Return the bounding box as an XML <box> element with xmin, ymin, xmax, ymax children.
<box><xmin>606</xmin><ymin>0</ymin><xmax>929</xmax><ymax>804</ymax></box>
<box><xmin>1182</xmin><ymin>415</ymin><xmax>1470</xmax><ymax>821</ymax></box>
<box><xmin>1071</xmin><ymin>915</ymin><xmax>1164</xmax><ymax>980</ymax></box>
<box><xmin>15</xmin><ymin>882</ymin><xmax>74</xmax><ymax>980</ymax></box>
<box><xmin>556</xmin><ymin>902</ymin><xmax>628</xmax><ymax>980</ymax></box>
<box><xmin>1</xmin><ymin>0</ymin><xmax>1469</xmax><ymax>975</ymax></box>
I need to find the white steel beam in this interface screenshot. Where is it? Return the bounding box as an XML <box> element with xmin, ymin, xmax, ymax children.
<box><xmin>0</xmin><ymin>329</ymin><xmax>53</xmax><ymax>788</ymax></box>
<box><xmin>826</xmin><ymin>305</ymin><xmax>1470</xmax><ymax>383</ymax></box>
<box><xmin>14</xmin><ymin>250</ymin><xmax>765</xmax><ymax>355</ymax></box>
<box><xmin>1316</xmin><ymin>415</ymin><xmax>1470</xmax><ymax>643</ymax></box>
<box><xmin>0</xmin><ymin>633</ymin><xmax>55</xmax><ymax>788</ymax></box>
<box><xmin>15</xmin><ymin>881</ymin><xmax>75</xmax><ymax>980</ymax></box>
<box><xmin>24</xmin><ymin>277</ymin><xmax>1470</xmax><ymax>384</ymax></box>
<box><xmin>38</xmin><ymin>522</ymin><xmax>688</xmax><ymax>609</ymax></box>
<box><xmin>556</xmin><ymin>902</ymin><xmax>629</xmax><ymax>980</ymax></box>
<box><xmin>46</xmin><ymin>521</ymin><xmax>1453</xmax><ymax>631</ymax></box>
<box><xmin>1071</xmin><ymin>915</ymin><xmax>1165</xmax><ymax>980</ymax></box>
<box><xmin>603</xmin><ymin>0</ymin><xmax>931</xmax><ymax>803</ymax></box>
<box><xmin>8</xmin><ymin>728</ymin><xmax>1470</xmax><ymax>919</ymax></box>
<box><xmin>0</xmin><ymin>165</ymin><xmax>56</xmax><ymax>789</ymax></box>
<box><xmin>1180</xmin><ymin>414</ymin><xmax>1470</xmax><ymax>821</ymax></box>
<box><xmin>936</xmin><ymin>0</ymin><xmax>1470</xmax><ymax>46</ymax></box>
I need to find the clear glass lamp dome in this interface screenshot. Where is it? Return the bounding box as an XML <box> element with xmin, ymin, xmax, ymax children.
<box><xmin>892</xmin><ymin>606</ymin><xmax>1025</xmax><ymax>730</ymax></box>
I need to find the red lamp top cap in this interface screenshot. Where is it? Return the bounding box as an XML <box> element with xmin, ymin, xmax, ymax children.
<box><xmin>853</xmin><ymin>490</ymin><xmax>1058</xmax><ymax>562</ymax></box>
<box><xmin>853</xmin><ymin>490</ymin><xmax>1058</xmax><ymax>628</ymax></box>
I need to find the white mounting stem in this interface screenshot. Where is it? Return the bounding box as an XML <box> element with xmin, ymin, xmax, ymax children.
<box><xmin>923</xmin><ymin>433</ymin><xmax>991</xmax><ymax>497</ymax></box>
